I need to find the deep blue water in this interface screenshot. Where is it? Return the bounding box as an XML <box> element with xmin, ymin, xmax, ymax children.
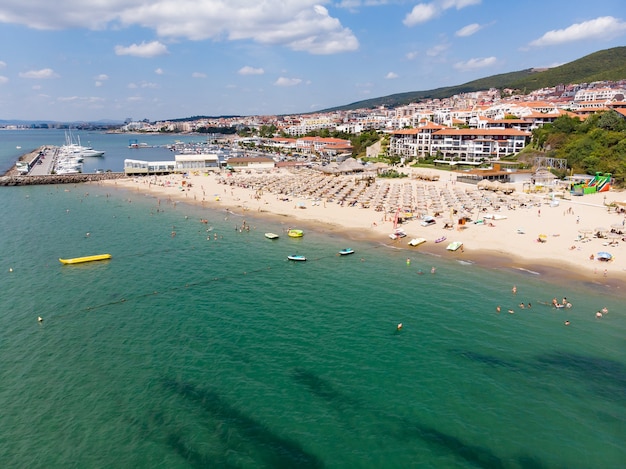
<box><xmin>0</xmin><ymin>131</ymin><xmax>625</xmax><ymax>468</ymax></box>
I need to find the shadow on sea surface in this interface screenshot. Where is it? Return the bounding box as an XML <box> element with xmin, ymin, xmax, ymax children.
<box><xmin>291</xmin><ymin>367</ymin><xmax>556</xmax><ymax>468</ymax></box>
<box><xmin>397</xmin><ymin>420</ymin><xmax>555</xmax><ymax>469</ymax></box>
<box><xmin>291</xmin><ymin>367</ymin><xmax>364</xmax><ymax>411</ymax></box>
<box><xmin>452</xmin><ymin>349</ymin><xmax>525</xmax><ymax>371</ymax></box>
<box><xmin>454</xmin><ymin>348</ymin><xmax>626</xmax><ymax>404</ymax></box>
<box><xmin>160</xmin><ymin>377</ymin><xmax>324</xmax><ymax>469</ymax></box>
<box><xmin>533</xmin><ymin>352</ymin><xmax>626</xmax><ymax>403</ymax></box>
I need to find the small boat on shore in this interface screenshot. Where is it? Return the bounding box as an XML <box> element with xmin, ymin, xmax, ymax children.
<box><xmin>389</xmin><ymin>228</ymin><xmax>406</xmax><ymax>240</ymax></box>
<box><xmin>339</xmin><ymin>248</ymin><xmax>355</xmax><ymax>256</ymax></box>
<box><xmin>59</xmin><ymin>253</ymin><xmax>112</xmax><ymax>264</ymax></box>
<box><xmin>265</xmin><ymin>232</ymin><xmax>279</xmax><ymax>239</ymax></box>
<box><xmin>446</xmin><ymin>241</ymin><xmax>463</xmax><ymax>251</ymax></box>
<box><xmin>287</xmin><ymin>254</ymin><xmax>306</xmax><ymax>261</ymax></box>
<box><xmin>408</xmin><ymin>237</ymin><xmax>426</xmax><ymax>247</ymax></box>
<box><xmin>288</xmin><ymin>229</ymin><xmax>304</xmax><ymax>238</ymax></box>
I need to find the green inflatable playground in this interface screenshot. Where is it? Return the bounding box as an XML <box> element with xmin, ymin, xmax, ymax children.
<box><xmin>572</xmin><ymin>172</ymin><xmax>611</xmax><ymax>196</ymax></box>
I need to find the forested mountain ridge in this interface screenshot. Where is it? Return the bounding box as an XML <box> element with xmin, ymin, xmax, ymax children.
<box><xmin>325</xmin><ymin>46</ymin><xmax>626</xmax><ymax>112</ymax></box>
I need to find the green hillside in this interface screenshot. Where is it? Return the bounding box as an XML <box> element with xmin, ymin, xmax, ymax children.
<box><xmin>325</xmin><ymin>46</ymin><xmax>626</xmax><ymax>112</ymax></box>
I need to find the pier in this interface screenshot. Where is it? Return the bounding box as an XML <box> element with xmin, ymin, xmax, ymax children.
<box><xmin>2</xmin><ymin>145</ymin><xmax>127</xmax><ymax>186</ymax></box>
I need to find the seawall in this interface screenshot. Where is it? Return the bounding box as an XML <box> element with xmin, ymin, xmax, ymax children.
<box><xmin>0</xmin><ymin>173</ymin><xmax>128</xmax><ymax>186</ymax></box>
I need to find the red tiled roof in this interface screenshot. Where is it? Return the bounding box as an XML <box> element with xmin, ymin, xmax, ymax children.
<box><xmin>433</xmin><ymin>128</ymin><xmax>530</xmax><ymax>136</ymax></box>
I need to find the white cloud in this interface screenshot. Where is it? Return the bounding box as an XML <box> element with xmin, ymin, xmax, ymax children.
<box><xmin>404</xmin><ymin>0</ymin><xmax>480</xmax><ymax>27</ymax></box>
<box><xmin>337</xmin><ymin>0</ymin><xmax>390</xmax><ymax>8</ymax></box>
<box><xmin>0</xmin><ymin>61</ymin><xmax>6</xmax><ymax>68</ymax></box>
<box><xmin>128</xmin><ymin>81</ymin><xmax>159</xmax><ymax>89</ymax></box>
<box><xmin>95</xmin><ymin>81</ymin><xmax>103</xmax><ymax>87</ymax></box>
<box><xmin>0</xmin><ymin>76</ymin><xmax>8</xmax><ymax>84</ymax></box>
<box><xmin>454</xmin><ymin>56</ymin><xmax>496</xmax><ymax>71</ymax></box>
<box><xmin>115</xmin><ymin>41</ymin><xmax>169</xmax><ymax>58</ymax></box>
<box><xmin>155</xmin><ymin>68</ymin><xmax>164</xmax><ymax>75</ymax></box>
<box><xmin>427</xmin><ymin>42</ymin><xmax>449</xmax><ymax>57</ymax></box>
<box><xmin>57</xmin><ymin>96</ymin><xmax>105</xmax><ymax>104</ymax></box>
<box><xmin>274</xmin><ymin>77</ymin><xmax>302</xmax><ymax>86</ymax></box>
<box><xmin>403</xmin><ymin>3</ymin><xmax>438</xmax><ymax>26</ymax></box>
<box><xmin>529</xmin><ymin>16</ymin><xmax>626</xmax><ymax>47</ymax></box>
<box><xmin>94</xmin><ymin>74</ymin><xmax>109</xmax><ymax>81</ymax></box>
<box><xmin>0</xmin><ymin>1</ymin><xmax>358</xmax><ymax>55</ymax></box>
<box><xmin>238</xmin><ymin>66</ymin><xmax>265</xmax><ymax>75</ymax></box>
<box><xmin>19</xmin><ymin>68</ymin><xmax>59</xmax><ymax>79</ymax></box>
<box><xmin>455</xmin><ymin>23</ymin><xmax>482</xmax><ymax>37</ymax></box>
<box><xmin>224</xmin><ymin>4</ymin><xmax>358</xmax><ymax>54</ymax></box>
<box><xmin>406</xmin><ymin>51</ymin><xmax>419</xmax><ymax>60</ymax></box>
<box><xmin>192</xmin><ymin>72</ymin><xmax>207</xmax><ymax>78</ymax></box>
<box><xmin>385</xmin><ymin>72</ymin><xmax>398</xmax><ymax>79</ymax></box>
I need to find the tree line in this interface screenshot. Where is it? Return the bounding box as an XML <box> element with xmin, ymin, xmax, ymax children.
<box><xmin>531</xmin><ymin>110</ymin><xmax>626</xmax><ymax>187</ymax></box>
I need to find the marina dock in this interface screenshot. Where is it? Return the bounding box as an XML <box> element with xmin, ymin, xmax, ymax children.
<box><xmin>2</xmin><ymin>145</ymin><xmax>126</xmax><ymax>186</ymax></box>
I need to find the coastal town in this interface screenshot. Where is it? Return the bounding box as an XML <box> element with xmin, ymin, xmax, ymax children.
<box><xmin>4</xmin><ymin>80</ymin><xmax>626</xmax><ymax>170</ymax></box>
<box><xmin>116</xmin><ymin>80</ymin><xmax>626</xmax><ymax>165</ymax></box>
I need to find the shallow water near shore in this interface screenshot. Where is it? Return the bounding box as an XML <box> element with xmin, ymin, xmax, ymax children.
<box><xmin>0</xmin><ymin>181</ymin><xmax>624</xmax><ymax>468</ymax></box>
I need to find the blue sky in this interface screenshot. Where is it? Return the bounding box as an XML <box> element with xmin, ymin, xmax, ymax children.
<box><xmin>0</xmin><ymin>0</ymin><xmax>625</xmax><ymax>122</ymax></box>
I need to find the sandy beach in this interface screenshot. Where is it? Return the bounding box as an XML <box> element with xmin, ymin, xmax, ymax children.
<box><xmin>97</xmin><ymin>168</ymin><xmax>626</xmax><ymax>287</ymax></box>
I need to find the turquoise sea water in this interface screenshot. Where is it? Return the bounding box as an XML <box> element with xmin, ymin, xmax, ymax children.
<box><xmin>1</xmin><ymin>132</ymin><xmax>625</xmax><ymax>468</ymax></box>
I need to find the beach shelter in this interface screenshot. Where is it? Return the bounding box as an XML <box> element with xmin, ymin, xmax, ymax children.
<box><xmin>596</xmin><ymin>251</ymin><xmax>612</xmax><ymax>261</ymax></box>
<box><xmin>594</xmin><ymin>226</ymin><xmax>608</xmax><ymax>237</ymax></box>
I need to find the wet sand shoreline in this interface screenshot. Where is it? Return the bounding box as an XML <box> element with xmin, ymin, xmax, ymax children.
<box><xmin>95</xmin><ymin>169</ymin><xmax>626</xmax><ymax>289</ymax></box>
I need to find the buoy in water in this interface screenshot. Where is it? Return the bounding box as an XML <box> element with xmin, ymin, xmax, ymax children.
<box><xmin>37</xmin><ymin>316</ymin><xmax>43</xmax><ymax>322</ymax></box>
<box><xmin>397</xmin><ymin>323</ymin><xmax>403</xmax><ymax>330</ymax></box>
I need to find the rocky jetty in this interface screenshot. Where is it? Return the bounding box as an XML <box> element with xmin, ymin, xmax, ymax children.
<box><xmin>0</xmin><ymin>173</ymin><xmax>128</xmax><ymax>186</ymax></box>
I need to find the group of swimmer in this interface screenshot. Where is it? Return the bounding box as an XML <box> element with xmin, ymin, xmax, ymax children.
<box><xmin>551</xmin><ymin>297</ymin><xmax>572</xmax><ymax>309</ymax></box>
<box><xmin>595</xmin><ymin>307</ymin><xmax>609</xmax><ymax>318</ymax></box>
<box><xmin>236</xmin><ymin>219</ymin><xmax>251</xmax><ymax>232</ymax></box>
<box><xmin>500</xmin><ymin>285</ymin><xmax>610</xmax><ymax>324</ymax></box>
<box><xmin>407</xmin><ymin>258</ymin><xmax>436</xmax><ymax>275</ymax></box>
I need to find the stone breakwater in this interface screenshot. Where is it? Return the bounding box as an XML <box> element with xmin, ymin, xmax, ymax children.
<box><xmin>0</xmin><ymin>173</ymin><xmax>128</xmax><ymax>186</ymax></box>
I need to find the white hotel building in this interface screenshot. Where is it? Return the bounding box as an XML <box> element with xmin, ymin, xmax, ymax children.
<box><xmin>389</xmin><ymin>125</ymin><xmax>530</xmax><ymax>163</ymax></box>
